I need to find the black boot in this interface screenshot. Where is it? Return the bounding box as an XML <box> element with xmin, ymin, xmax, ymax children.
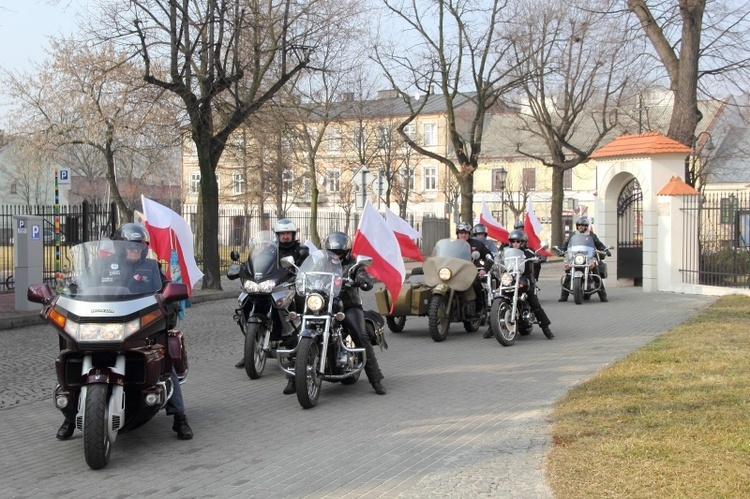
<box><xmin>234</xmin><ymin>358</ymin><xmax>245</xmax><ymax>369</ymax></box>
<box><xmin>283</xmin><ymin>378</ymin><xmax>296</xmax><ymax>395</ymax></box>
<box><xmin>172</xmin><ymin>414</ymin><xmax>193</xmax><ymax>440</ymax></box>
<box><xmin>542</xmin><ymin>326</ymin><xmax>555</xmax><ymax>339</ymax></box>
<box><xmin>558</xmin><ymin>291</ymin><xmax>569</xmax><ymax>302</ymax></box>
<box><xmin>482</xmin><ymin>329</ymin><xmax>493</xmax><ymax>339</ymax></box>
<box><xmin>56</xmin><ymin>419</ymin><xmax>75</xmax><ymax>440</ymax></box>
<box><xmin>599</xmin><ymin>284</ymin><xmax>608</xmax><ymax>302</ymax></box>
<box><xmin>371</xmin><ymin>381</ymin><xmax>387</xmax><ymax>395</ymax></box>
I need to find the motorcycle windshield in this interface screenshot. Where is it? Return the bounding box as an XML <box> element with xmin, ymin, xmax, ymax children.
<box><xmin>295</xmin><ymin>249</ymin><xmax>343</xmax><ymax>296</ymax></box>
<box><xmin>484</xmin><ymin>239</ymin><xmax>499</xmax><ymax>256</ymax></box>
<box><xmin>431</xmin><ymin>238</ymin><xmax>472</xmax><ymax>260</ymax></box>
<box><xmin>502</xmin><ymin>247</ymin><xmax>526</xmax><ymax>273</ymax></box>
<box><xmin>248</xmin><ymin>231</ymin><xmax>280</xmax><ymax>279</ymax></box>
<box><xmin>61</xmin><ymin>240</ymin><xmax>163</xmax><ymax>300</ymax></box>
<box><xmin>567</xmin><ymin>233</ymin><xmax>596</xmax><ymax>258</ymax></box>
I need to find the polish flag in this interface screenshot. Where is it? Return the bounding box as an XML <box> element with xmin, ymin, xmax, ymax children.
<box><xmin>524</xmin><ymin>199</ymin><xmax>553</xmax><ymax>256</ymax></box>
<box><xmin>352</xmin><ymin>201</ymin><xmax>406</xmax><ymax>313</ymax></box>
<box><xmin>141</xmin><ymin>196</ymin><xmax>204</xmax><ymax>295</ymax></box>
<box><xmin>480</xmin><ymin>199</ymin><xmax>509</xmax><ymax>244</ymax></box>
<box><xmin>384</xmin><ymin>206</ymin><xmax>424</xmax><ymax>262</ymax></box>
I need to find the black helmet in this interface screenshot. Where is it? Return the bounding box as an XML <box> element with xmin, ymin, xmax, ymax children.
<box><xmin>576</xmin><ymin>217</ymin><xmax>590</xmax><ymax>231</ymax></box>
<box><xmin>456</xmin><ymin>221</ymin><xmax>472</xmax><ymax>234</ymax></box>
<box><xmin>323</xmin><ymin>231</ymin><xmax>352</xmax><ymax>260</ymax></box>
<box><xmin>274</xmin><ymin>218</ymin><xmax>297</xmax><ymax>248</ymax></box>
<box><xmin>113</xmin><ymin>223</ymin><xmax>150</xmax><ymax>258</ymax></box>
<box><xmin>514</xmin><ymin>220</ymin><xmax>525</xmax><ymax>230</ymax></box>
<box><xmin>508</xmin><ymin>229</ymin><xmax>527</xmax><ymax>244</ymax></box>
<box><xmin>471</xmin><ymin>223</ymin><xmax>487</xmax><ymax>237</ymax></box>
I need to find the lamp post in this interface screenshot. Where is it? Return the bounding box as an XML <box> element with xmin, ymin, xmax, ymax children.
<box><xmin>497</xmin><ymin>167</ymin><xmax>508</xmax><ymax>226</ymax></box>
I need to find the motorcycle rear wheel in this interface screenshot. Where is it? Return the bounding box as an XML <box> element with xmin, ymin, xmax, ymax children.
<box><xmin>244</xmin><ymin>323</ymin><xmax>267</xmax><ymax>379</ymax></box>
<box><xmin>386</xmin><ymin>315</ymin><xmax>406</xmax><ymax>333</ymax></box>
<box><xmin>295</xmin><ymin>337</ymin><xmax>322</xmax><ymax>409</ymax></box>
<box><xmin>428</xmin><ymin>295</ymin><xmax>450</xmax><ymax>342</ymax></box>
<box><xmin>573</xmin><ymin>276</ymin><xmax>584</xmax><ymax>305</ymax></box>
<box><xmin>490</xmin><ymin>300</ymin><xmax>517</xmax><ymax>347</ymax></box>
<box><xmin>83</xmin><ymin>384</ymin><xmax>112</xmax><ymax>470</ymax></box>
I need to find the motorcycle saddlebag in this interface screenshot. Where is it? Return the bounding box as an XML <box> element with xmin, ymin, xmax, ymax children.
<box><xmin>598</xmin><ymin>262</ymin><xmax>608</xmax><ymax>279</ymax></box>
<box><xmin>411</xmin><ymin>285</ymin><xmax>432</xmax><ymax>315</ymax></box>
<box><xmin>168</xmin><ymin>331</ymin><xmax>189</xmax><ymax>379</ymax></box>
<box><xmin>364</xmin><ymin>310</ymin><xmax>388</xmax><ymax>350</ymax></box>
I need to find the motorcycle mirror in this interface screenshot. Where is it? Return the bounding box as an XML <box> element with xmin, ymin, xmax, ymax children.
<box><xmin>355</xmin><ymin>255</ymin><xmax>373</xmax><ymax>267</ymax></box>
<box><xmin>471</xmin><ymin>250</ymin><xmax>481</xmax><ymax>261</ymax></box>
<box><xmin>230</xmin><ymin>250</ymin><xmax>240</xmax><ymax>262</ymax></box>
<box><xmin>539</xmin><ymin>242</ymin><xmax>548</xmax><ymax>250</ymax></box>
<box><xmin>27</xmin><ymin>284</ymin><xmax>54</xmax><ymax>304</ymax></box>
<box><xmin>163</xmin><ymin>282</ymin><xmax>189</xmax><ymax>303</ymax></box>
<box><xmin>226</xmin><ymin>263</ymin><xmax>241</xmax><ymax>280</ymax></box>
<box><xmin>280</xmin><ymin>256</ymin><xmax>296</xmax><ymax>269</ymax></box>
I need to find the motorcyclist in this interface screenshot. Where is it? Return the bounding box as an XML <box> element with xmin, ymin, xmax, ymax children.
<box><xmin>56</xmin><ymin>223</ymin><xmax>193</xmax><ymax>441</ymax></box>
<box><xmin>558</xmin><ymin>217</ymin><xmax>610</xmax><ymax>302</ymax></box>
<box><xmin>486</xmin><ymin>229</ymin><xmax>554</xmax><ymax>339</ymax></box>
<box><xmin>312</xmin><ymin>231</ymin><xmax>386</xmax><ymax>395</ymax></box>
<box><xmin>235</xmin><ymin>218</ymin><xmax>309</xmax><ymax>374</ymax></box>
<box><xmin>456</xmin><ymin>221</ymin><xmax>493</xmax><ymax>317</ymax></box>
<box><xmin>471</xmin><ymin>223</ymin><xmax>499</xmax><ymax>258</ymax></box>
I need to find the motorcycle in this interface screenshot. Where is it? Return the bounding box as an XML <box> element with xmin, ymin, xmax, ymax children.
<box><xmin>554</xmin><ymin>234</ymin><xmax>612</xmax><ymax>304</ymax></box>
<box><xmin>227</xmin><ymin>230</ymin><xmax>298</xmax><ymax>379</ymax></box>
<box><xmin>26</xmin><ymin>240</ymin><xmax>190</xmax><ymax>469</ymax></box>
<box><xmin>422</xmin><ymin>238</ymin><xmax>487</xmax><ymax>342</ymax></box>
<box><xmin>489</xmin><ymin>245</ymin><xmax>545</xmax><ymax>346</ymax></box>
<box><xmin>276</xmin><ymin>250</ymin><xmax>373</xmax><ymax>409</ymax></box>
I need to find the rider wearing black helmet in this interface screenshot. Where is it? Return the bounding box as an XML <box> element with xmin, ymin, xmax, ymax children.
<box><xmin>559</xmin><ymin>217</ymin><xmax>610</xmax><ymax>302</ymax></box>
<box><xmin>484</xmin><ymin>229</ymin><xmax>554</xmax><ymax>339</ymax></box>
<box><xmin>456</xmin><ymin>221</ymin><xmax>493</xmax><ymax>321</ymax></box>
<box><xmin>283</xmin><ymin>231</ymin><xmax>386</xmax><ymax>396</ymax></box>
<box><xmin>56</xmin><ymin>223</ymin><xmax>194</xmax><ymax>441</ymax></box>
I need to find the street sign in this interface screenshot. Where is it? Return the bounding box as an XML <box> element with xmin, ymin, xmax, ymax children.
<box><xmin>58</xmin><ymin>168</ymin><xmax>72</xmax><ymax>190</ymax></box>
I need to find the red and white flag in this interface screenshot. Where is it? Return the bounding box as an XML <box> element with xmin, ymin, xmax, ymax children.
<box><xmin>384</xmin><ymin>206</ymin><xmax>424</xmax><ymax>262</ymax></box>
<box><xmin>352</xmin><ymin>201</ymin><xmax>406</xmax><ymax>313</ymax></box>
<box><xmin>480</xmin><ymin>199</ymin><xmax>509</xmax><ymax>244</ymax></box>
<box><xmin>141</xmin><ymin>196</ymin><xmax>204</xmax><ymax>295</ymax></box>
<box><xmin>524</xmin><ymin>199</ymin><xmax>553</xmax><ymax>256</ymax></box>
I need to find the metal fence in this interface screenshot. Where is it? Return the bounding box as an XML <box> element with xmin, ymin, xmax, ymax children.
<box><xmin>1</xmin><ymin>202</ymin><xmax>449</xmax><ymax>293</ymax></box>
<box><xmin>681</xmin><ymin>191</ymin><xmax>750</xmax><ymax>288</ymax></box>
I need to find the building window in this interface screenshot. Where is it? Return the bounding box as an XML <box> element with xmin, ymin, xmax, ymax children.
<box><xmin>492</xmin><ymin>168</ymin><xmax>507</xmax><ymax>191</ymax></box>
<box><xmin>423</xmin><ymin>123</ymin><xmax>437</xmax><ymax>146</ymax></box>
<box><xmin>403</xmin><ymin>123</ymin><xmax>416</xmax><ymax>141</ymax></box>
<box><xmin>10</xmin><ymin>181</ymin><xmax>17</xmax><ymax>195</ymax></box>
<box><xmin>353</xmin><ymin>127</ymin><xmax>364</xmax><ymax>152</ymax></box>
<box><xmin>189</xmin><ymin>172</ymin><xmax>201</xmax><ymax>194</ymax></box>
<box><xmin>328</xmin><ymin>127</ymin><xmax>341</xmax><ymax>152</ymax></box>
<box><xmin>423</xmin><ymin>165</ymin><xmax>437</xmax><ymax>191</ymax></box>
<box><xmin>563</xmin><ymin>169</ymin><xmax>573</xmax><ymax>190</ymax></box>
<box><xmin>282</xmin><ymin>170</ymin><xmax>293</xmax><ymax>194</ymax></box>
<box><xmin>326</xmin><ymin>168</ymin><xmax>341</xmax><ymax>193</ymax></box>
<box><xmin>720</xmin><ymin>196</ymin><xmax>738</xmax><ymax>224</ymax></box>
<box><xmin>400</xmin><ymin>167</ymin><xmax>415</xmax><ymax>191</ymax></box>
<box><xmin>522</xmin><ymin>168</ymin><xmax>536</xmax><ymax>191</ymax></box>
<box><xmin>232</xmin><ymin>173</ymin><xmax>245</xmax><ymax>195</ymax></box>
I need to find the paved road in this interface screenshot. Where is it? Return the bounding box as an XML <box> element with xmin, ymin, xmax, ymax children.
<box><xmin>0</xmin><ymin>264</ymin><xmax>716</xmax><ymax>498</ymax></box>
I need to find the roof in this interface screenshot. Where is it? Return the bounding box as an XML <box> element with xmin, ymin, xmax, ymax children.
<box><xmin>591</xmin><ymin>131</ymin><xmax>692</xmax><ymax>159</ymax></box>
<box><xmin>703</xmin><ymin>125</ymin><xmax>750</xmax><ymax>183</ymax></box>
<box><xmin>657</xmin><ymin>176</ymin><xmax>699</xmax><ymax>196</ymax></box>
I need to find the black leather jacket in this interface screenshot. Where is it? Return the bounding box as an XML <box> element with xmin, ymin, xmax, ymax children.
<box><xmin>339</xmin><ymin>259</ymin><xmax>372</xmax><ymax>310</ymax></box>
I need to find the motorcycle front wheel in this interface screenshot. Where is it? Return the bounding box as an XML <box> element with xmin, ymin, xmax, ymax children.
<box><xmin>463</xmin><ymin>303</ymin><xmax>482</xmax><ymax>333</ymax></box>
<box><xmin>83</xmin><ymin>384</ymin><xmax>112</xmax><ymax>470</ymax></box>
<box><xmin>244</xmin><ymin>323</ymin><xmax>268</xmax><ymax>379</ymax></box>
<box><xmin>295</xmin><ymin>337</ymin><xmax>322</xmax><ymax>409</ymax></box>
<box><xmin>573</xmin><ymin>276</ymin><xmax>584</xmax><ymax>305</ymax></box>
<box><xmin>428</xmin><ymin>294</ymin><xmax>450</xmax><ymax>342</ymax></box>
<box><xmin>490</xmin><ymin>300</ymin><xmax>517</xmax><ymax>347</ymax></box>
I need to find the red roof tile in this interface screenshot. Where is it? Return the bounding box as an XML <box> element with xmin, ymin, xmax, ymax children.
<box><xmin>657</xmin><ymin>176</ymin><xmax>699</xmax><ymax>196</ymax></box>
<box><xmin>591</xmin><ymin>131</ymin><xmax>692</xmax><ymax>159</ymax></box>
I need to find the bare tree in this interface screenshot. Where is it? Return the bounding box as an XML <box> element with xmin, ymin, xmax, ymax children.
<box><xmin>374</xmin><ymin>0</ymin><xmax>527</xmax><ymax>222</ymax></box>
<box><xmin>0</xmin><ymin>138</ymin><xmax>54</xmax><ymax>205</ymax></box>
<box><xmin>2</xmin><ymin>38</ymin><xmax>179</xmax><ymax>221</ymax></box>
<box><xmin>103</xmin><ymin>0</ymin><xmax>341</xmax><ymax>288</ymax></box>
<box><xmin>508</xmin><ymin>0</ymin><xmax>638</xmax><ymax>246</ymax></box>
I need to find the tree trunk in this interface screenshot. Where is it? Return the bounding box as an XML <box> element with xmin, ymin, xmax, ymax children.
<box><xmin>195</xmin><ymin>127</ymin><xmax>222</xmax><ymax>290</ymax></box>
<box><xmin>550</xmin><ymin>166</ymin><xmax>565</xmax><ymax>247</ymax></box>
<box><xmin>459</xmin><ymin>172</ymin><xmax>474</xmax><ymax>224</ymax></box>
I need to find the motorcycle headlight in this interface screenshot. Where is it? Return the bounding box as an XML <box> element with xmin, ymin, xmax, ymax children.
<box><xmin>65</xmin><ymin>317</ymin><xmax>141</xmax><ymax>342</ymax></box>
<box><xmin>243</xmin><ymin>279</ymin><xmax>276</xmax><ymax>293</ymax></box>
<box><xmin>574</xmin><ymin>255</ymin><xmax>586</xmax><ymax>265</ymax></box>
<box><xmin>306</xmin><ymin>293</ymin><xmax>325</xmax><ymax>312</ymax></box>
<box><xmin>438</xmin><ymin>268</ymin><xmax>452</xmax><ymax>281</ymax></box>
<box><xmin>500</xmin><ymin>273</ymin><xmax>514</xmax><ymax>287</ymax></box>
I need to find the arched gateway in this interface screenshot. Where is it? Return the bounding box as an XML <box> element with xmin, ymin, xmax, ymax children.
<box><xmin>617</xmin><ymin>178</ymin><xmax>643</xmax><ymax>285</ymax></box>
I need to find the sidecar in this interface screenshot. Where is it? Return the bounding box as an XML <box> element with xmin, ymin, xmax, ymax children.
<box><xmin>374</xmin><ymin>268</ymin><xmax>433</xmax><ymax>333</ymax></box>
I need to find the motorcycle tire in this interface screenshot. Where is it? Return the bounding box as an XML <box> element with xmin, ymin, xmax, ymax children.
<box><xmin>463</xmin><ymin>307</ymin><xmax>482</xmax><ymax>333</ymax></box>
<box><xmin>83</xmin><ymin>384</ymin><xmax>112</xmax><ymax>470</ymax></box>
<box><xmin>386</xmin><ymin>315</ymin><xmax>406</xmax><ymax>333</ymax></box>
<box><xmin>244</xmin><ymin>323</ymin><xmax>268</xmax><ymax>379</ymax></box>
<box><xmin>295</xmin><ymin>337</ymin><xmax>322</xmax><ymax>409</ymax></box>
<box><xmin>490</xmin><ymin>300</ymin><xmax>517</xmax><ymax>347</ymax></box>
<box><xmin>428</xmin><ymin>294</ymin><xmax>450</xmax><ymax>342</ymax></box>
<box><xmin>573</xmin><ymin>276</ymin><xmax>584</xmax><ymax>305</ymax></box>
